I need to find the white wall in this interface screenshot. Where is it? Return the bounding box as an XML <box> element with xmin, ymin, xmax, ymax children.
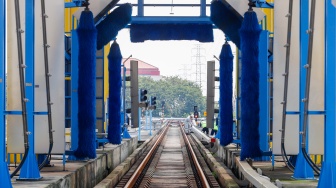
<box><xmin>7</xmin><ymin>0</ymin><xmax>65</xmax><ymax>154</ymax></box>
<box><xmin>273</xmin><ymin>1</ymin><xmax>324</xmax><ymax>155</ymax></box>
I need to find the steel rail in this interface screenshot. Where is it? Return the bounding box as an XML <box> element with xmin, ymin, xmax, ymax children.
<box><xmin>124</xmin><ymin>122</ymin><xmax>170</xmax><ymax>187</ymax></box>
<box><xmin>180</xmin><ymin>122</ymin><xmax>210</xmax><ymax>188</ymax></box>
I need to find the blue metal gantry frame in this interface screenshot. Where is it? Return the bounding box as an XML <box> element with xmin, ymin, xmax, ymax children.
<box><xmin>64</xmin><ymin>0</ymin><xmax>85</xmax><ymax>8</ymax></box>
<box><xmin>96</xmin><ymin>47</ymin><xmax>108</xmax><ymax>146</ymax></box>
<box><xmin>64</xmin><ymin>0</ymin><xmax>274</xmax><ymax>156</ymax></box>
<box><xmin>18</xmin><ymin>0</ymin><xmax>42</xmax><ymax>180</ymax></box>
<box><xmin>293</xmin><ymin>0</ymin><xmax>315</xmax><ymax>179</ymax></box>
<box><xmin>0</xmin><ymin>0</ymin><xmax>12</xmax><ymax>187</ymax></box>
<box><xmin>69</xmin><ymin>30</ymin><xmax>79</xmax><ymax>157</ymax></box>
<box><xmin>65</xmin><ymin>0</ymin><xmax>213</xmax><ymax>147</ymax></box>
<box><xmin>258</xmin><ymin>30</ymin><xmax>271</xmax><ymax>160</ymax></box>
<box><xmin>318</xmin><ymin>1</ymin><xmax>336</xmax><ymax>187</ymax></box>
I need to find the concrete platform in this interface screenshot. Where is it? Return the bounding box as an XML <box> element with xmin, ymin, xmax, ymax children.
<box><xmin>7</xmin><ymin>123</ymin><xmax>164</xmax><ymax>188</ymax></box>
<box><xmin>9</xmin><ymin>137</ymin><xmax>138</xmax><ymax>187</ymax></box>
<box><xmin>216</xmin><ymin>143</ymin><xmax>319</xmax><ymax>188</ymax></box>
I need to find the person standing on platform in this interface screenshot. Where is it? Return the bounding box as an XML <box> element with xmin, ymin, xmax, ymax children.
<box><xmin>201</xmin><ymin>120</ymin><xmax>209</xmax><ymax>135</ymax></box>
<box><xmin>211</xmin><ymin>122</ymin><xmax>218</xmax><ymax>136</ymax></box>
<box><xmin>184</xmin><ymin>115</ymin><xmax>193</xmax><ymax>134</ymax></box>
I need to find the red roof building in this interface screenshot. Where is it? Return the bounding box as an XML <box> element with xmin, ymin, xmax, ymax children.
<box><xmin>123</xmin><ymin>58</ymin><xmax>160</xmax><ymax>76</ymax></box>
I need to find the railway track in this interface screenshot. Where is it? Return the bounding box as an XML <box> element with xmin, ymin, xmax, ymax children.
<box><xmin>116</xmin><ymin>121</ymin><xmax>220</xmax><ymax>188</ymax></box>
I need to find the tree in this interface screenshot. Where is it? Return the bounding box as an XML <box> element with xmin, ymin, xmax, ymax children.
<box><xmin>135</xmin><ymin>76</ymin><xmax>206</xmax><ymax>118</ymax></box>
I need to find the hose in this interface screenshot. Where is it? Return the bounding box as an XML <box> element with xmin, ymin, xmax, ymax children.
<box><xmin>301</xmin><ymin>0</ymin><xmax>320</xmax><ymax>174</ymax></box>
<box><xmin>11</xmin><ymin>0</ymin><xmax>30</xmax><ymax>178</ymax></box>
<box><xmin>279</xmin><ymin>0</ymin><xmax>296</xmax><ymax>172</ymax></box>
<box><xmin>38</xmin><ymin>0</ymin><xmax>54</xmax><ymax>170</ymax></box>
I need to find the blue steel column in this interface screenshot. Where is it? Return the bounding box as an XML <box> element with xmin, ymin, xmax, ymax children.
<box><xmin>200</xmin><ymin>0</ymin><xmax>206</xmax><ymax>17</ymax></box>
<box><xmin>318</xmin><ymin>1</ymin><xmax>336</xmax><ymax>187</ymax></box>
<box><xmin>69</xmin><ymin>30</ymin><xmax>79</xmax><ymax>157</ymax></box>
<box><xmin>0</xmin><ymin>0</ymin><xmax>12</xmax><ymax>187</ymax></box>
<box><xmin>121</xmin><ymin>65</ymin><xmax>131</xmax><ymax>139</ymax></box>
<box><xmin>138</xmin><ymin>89</ymin><xmax>141</xmax><ymax>141</ymax></box>
<box><xmin>293</xmin><ymin>0</ymin><xmax>314</xmax><ymax>179</ymax></box>
<box><xmin>149</xmin><ymin>98</ymin><xmax>152</xmax><ymax>136</ymax></box>
<box><xmin>258</xmin><ymin>30</ymin><xmax>270</xmax><ymax>160</ymax></box>
<box><xmin>19</xmin><ymin>0</ymin><xmax>41</xmax><ymax>179</ymax></box>
<box><xmin>138</xmin><ymin>0</ymin><xmax>144</xmax><ymax>16</ymax></box>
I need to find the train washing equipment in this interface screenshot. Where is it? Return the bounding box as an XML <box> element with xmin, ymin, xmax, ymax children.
<box><xmin>1</xmin><ymin>0</ymin><xmax>336</xmax><ymax>187</ymax></box>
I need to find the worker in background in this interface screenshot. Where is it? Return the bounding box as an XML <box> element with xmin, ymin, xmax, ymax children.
<box><xmin>184</xmin><ymin>115</ymin><xmax>193</xmax><ymax>134</ymax></box>
<box><xmin>211</xmin><ymin>122</ymin><xmax>218</xmax><ymax>136</ymax></box>
<box><xmin>201</xmin><ymin>120</ymin><xmax>209</xmax><ymax>135</ymax></box>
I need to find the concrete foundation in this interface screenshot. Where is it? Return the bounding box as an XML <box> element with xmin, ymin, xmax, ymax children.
<box><xmin>11</xmin><ymin>137</ymin><xmax>137</xmax><ymax>188</ymax></box>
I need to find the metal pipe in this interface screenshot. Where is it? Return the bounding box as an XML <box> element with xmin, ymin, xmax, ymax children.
<box><xmin>11</xmin><ymin>0</ymin><xmax>29</xmax><ymax>178</ymax></box>
<box><xmin>122</xmin><ymin>55</ymin><xmax>132</xmax><ymax>125</ymax></box>
<box><xmin>38</xmin><ymin>0</ymin><xmax>54</xmax><ymax>170</ymax></box>
<box><xmin>280</xmin><ymin>0</ymin><xmax>295</xmax><ymax>171</ymax></box>
<box><xmin>301</xmin><ymin>0</ymin><xmax>320</xmax><ymax>173</ymax></box>
<box><xmin>93</xmin><ymin>0</ymin><xmax>119</xmax><ymax>23</ymax></box>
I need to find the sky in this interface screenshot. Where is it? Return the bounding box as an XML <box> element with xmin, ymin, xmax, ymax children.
<box><xmin>116</xmin><ymin>28</ymin><xmax>237</xmax><ymax>98</ymax></box>
<box><xmin>117</xmin><ymin>29</ymin><xmax>235</xmax><ymax>77</ymax></box>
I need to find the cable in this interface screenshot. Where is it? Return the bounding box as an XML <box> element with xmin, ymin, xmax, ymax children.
<box><xmin>38</xmin><ymin>0</ymin><xmax>54</xmax><ymax>170</ymax></box>
<box><xmin>301</xmin><ymin>0</ymin><xmax>321</xmax><ymax>174</ymax></box>
<box><xmin>11</xmin><ymin>0</ymin><xmax>30</xmax><ymax>178</ymax></box>
<box><xmin>281</xmin><ymin>143</ymin><xmax>294</xmax><ymax>172</ymax></box>
<box><xmin>280</xmin><ymin>0</ymin><xmax>296</xmax><ymax>172</ymax></box>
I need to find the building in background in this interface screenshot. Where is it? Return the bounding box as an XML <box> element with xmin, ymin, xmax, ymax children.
<box><xmin>123</xmin><ymin>58</ymin><xmax>161</xmax><ymax>80</ymax></box>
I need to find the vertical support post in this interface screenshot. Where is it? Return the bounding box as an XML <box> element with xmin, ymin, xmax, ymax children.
<box><xmin>145</xmin><ymin>110</ymin><xmax>148</xmax><ymax>130</ymax></box>
<box><xmin>0</xmin><ymin>0</ymin><xmax>12</xmax><ymax>186</ymax></box>
<box><xmin>138</xmin><ymin>0</ymin><xmax>144</xmax><ymax>16</ymax></box>
<box><xmin>130</xmin><ymin>61</ymin><xmax>139</xmax><ymax>128</ymax></box>
<box><xmin>318</xmin><ymin>0</ymin><xmax>336</xmax><ymax>187</ymax></box>
<box><xmin>293</xmin><ymin>0</ymin><xmax>314</xmax><ymax>179</ymax></box>
<box><xmin>206</xmin><ymin>61</ymin><xmax>215</xmax><ymax>129</ymax></box>
<box><xmin>200</xmin><ymin>0</ymin><xmax>206</xmax><ymax>17</ymax></box>
<box><xmin>121</xmin><ymin>60</ymin><xmax>132</xmax><ymax>139</ymax></box>
<box><xmin>19</xmin><ymin>0</ymin><xmax>41</xmax><ymax>180</ymax></box>
<box><xmin>138</xmin><ymin>90</ymin><xmax>141</xmax><ymax>141</ymax></box>
<box><xmin>70</xmin><ymin>30</ymin><xmax>79</xmax><ymax>154</ymax></box>
<box><xmin>235</xmin><ymin>50</ymin><xmax>242</xmax><ymax>140</ymax></box>
<box><xmin>122</xmin><ymin>65</ymin><xmax>126</xmax><ymax>125</ymax></box>
<box><xmin>149</xmin><ymin>110</ymin><xmax>152</xmax><ymax>136</ymax></box>
<box><xmin>258</xmin><ymin>30</ymin><xmax>270</xmax><ymax>160</ymax></box>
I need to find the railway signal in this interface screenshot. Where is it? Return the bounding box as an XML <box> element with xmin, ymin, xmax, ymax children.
<box><xmin>193</xmin><ymin>105</ymin><xmax>199</xmax><ymax>120</ymax></box>
<box><xmin>140</xmin><ymin>89</ymin><xmax>148</xmax><ymax>102</ymax></box>
<box><xmin>149</xmin><ymin>96</ymin><xmax>157</xmax><ymax>110</ymax></box>
<box><xmin>194</xmin><ymin>111</ymin><xmax>199</xmax><ymax>119</ymax></box>
<box><xmin>139</xmin><ymin>89</ymin><xmax>148</xmax><ymax>108</ymax></box>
